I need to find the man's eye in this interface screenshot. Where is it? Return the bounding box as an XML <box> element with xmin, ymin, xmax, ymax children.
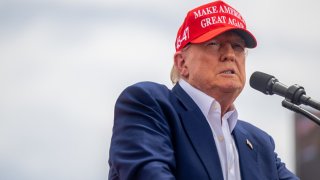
<box><xmin>232</xmin><ymin>43</ymin><xmax>245</xmax><ymax>51</ymax></box>
<box><xmin>207</xmin><ymin>41</ymin><xmax>220</xmax><ymax>46</ymax></box>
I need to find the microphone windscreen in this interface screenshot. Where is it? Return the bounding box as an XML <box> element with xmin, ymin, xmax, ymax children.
<box><xmin>249</xmin><ymin>71</ymin><xmax>275</xmax><ymax>94</ymax></box>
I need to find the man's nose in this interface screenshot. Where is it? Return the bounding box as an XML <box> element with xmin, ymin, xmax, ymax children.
<box><xmin>220</xmin><ymin>43</ymin><xmax>236</xmax><ymax>62</ymax></box>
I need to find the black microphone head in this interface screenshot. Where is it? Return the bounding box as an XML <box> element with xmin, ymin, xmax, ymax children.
<box><xmin>249</xmin><ymin>71</ymin><xmax>276</xmax><ymax>95</ymax></box>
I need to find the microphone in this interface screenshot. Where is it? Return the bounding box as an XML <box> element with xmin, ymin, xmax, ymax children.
<box><xmin>249</xmin><ymin>71</ymin><xmax>320</xmax><ymax>111</ymax></box>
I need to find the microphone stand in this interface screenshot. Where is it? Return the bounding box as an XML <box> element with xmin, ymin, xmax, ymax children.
<box><xmin>282</xmin><ymin>100</ymin><xmax>320</xmax><ymax>126</ymax></box>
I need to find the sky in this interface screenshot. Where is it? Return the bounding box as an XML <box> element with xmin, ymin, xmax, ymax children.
<box><xmin>1</xmin><ymin>0</ymin><xmax>320</xmax><ymax>179</ymax></box>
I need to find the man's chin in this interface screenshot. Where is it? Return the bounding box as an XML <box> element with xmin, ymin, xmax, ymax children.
<box><xmin>219</xmin><ymin>84</ymin><xmax>243</xmax><ymax>94</ymax></box>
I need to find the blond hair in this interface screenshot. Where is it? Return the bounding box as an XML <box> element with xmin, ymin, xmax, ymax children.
<box><xmin>170</xmin><ymin>65</ymin><xmax>180</xmax><ymax>85</ymax></box>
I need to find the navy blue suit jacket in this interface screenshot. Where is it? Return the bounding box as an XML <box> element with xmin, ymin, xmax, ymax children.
<box><xmin>109</xmin><ymin>82</ymin><xmax>299</xmax><ymax>180</ymax></box>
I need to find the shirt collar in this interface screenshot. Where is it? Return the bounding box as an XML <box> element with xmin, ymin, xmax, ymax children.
<box><xmin>179</xmin><ymin>79</ymin><xmax>238</xmax><ymax>132</ymax></box>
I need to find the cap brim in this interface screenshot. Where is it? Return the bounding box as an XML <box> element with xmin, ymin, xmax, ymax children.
<box><xmin>191</xmin><ymin>27</ymin><xmax>257</xmax><ymax>48</ymax></box>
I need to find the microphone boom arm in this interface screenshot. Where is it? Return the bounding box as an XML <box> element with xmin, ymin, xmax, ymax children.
<box><xmin>250</xmin><ymin>71</ymin><xmax>320</xmax><ymax>125</ymax></box>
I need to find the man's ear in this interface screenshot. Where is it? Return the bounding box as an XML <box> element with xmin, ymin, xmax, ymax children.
<box><xmin>174</xmin><ymin>51</ymin><xmax>188</xmax><ymax>77</ymax></box>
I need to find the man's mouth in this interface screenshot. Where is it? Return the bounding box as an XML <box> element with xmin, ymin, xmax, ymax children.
<box><xmin>221</xmin><ymin>70</ymin><xmax>235</xmax><ymax>74</ymax></box>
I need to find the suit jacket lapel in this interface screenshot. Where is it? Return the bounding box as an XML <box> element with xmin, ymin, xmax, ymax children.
<box><xmin>172</xmin><ymin>84</ymin><xmax>223</xmax><ymax>180</ymax></box>
<box><xmin>233</xmin><ymin>125</ymin><xmax>260</xmax><ymax>179</ymax></box>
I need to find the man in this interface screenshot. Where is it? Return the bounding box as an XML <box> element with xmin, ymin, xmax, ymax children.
<box><xmin>108</xmin><ymin>1</ymin><xmax>299</xmax><ymax>179</ymax></box>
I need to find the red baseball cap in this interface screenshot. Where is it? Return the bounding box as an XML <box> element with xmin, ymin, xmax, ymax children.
<box><xmin>175</xmin><ymin>0</ymin><xmax>257</xmax><ymax>51</ymax></box>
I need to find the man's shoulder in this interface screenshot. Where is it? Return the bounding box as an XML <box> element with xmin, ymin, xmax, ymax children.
<box><xmin>124</xmin><ymin>81</ymin><xmax>170</xmax><ymax>93</ymax></box>
<box><xmin>131</xmin><ymin>81</ymin><xmax>169</xmax><ymax>89</ymax></box>
<box><xmin>118</xmin><ymin>81</ymin><xmax>172</xmax><ymax>100</ymax></box>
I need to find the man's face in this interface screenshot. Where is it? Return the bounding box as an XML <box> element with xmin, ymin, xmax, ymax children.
<box><xmin>178</xmin><ymin>31</ymin><xmax>247</xmax><ymax>98</ymax></box>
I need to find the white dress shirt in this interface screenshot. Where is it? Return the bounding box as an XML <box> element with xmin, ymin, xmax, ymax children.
<box><xmin>179</xmin><ymin>79</ymin><xmax>241</xmax><ymax>180</ymax></box>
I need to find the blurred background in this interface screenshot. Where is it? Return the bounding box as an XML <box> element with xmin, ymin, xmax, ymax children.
<box><xmin>1</xmin><ymin>0</ymin><xmax>320</xmax><ymax>179</ymax></box>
